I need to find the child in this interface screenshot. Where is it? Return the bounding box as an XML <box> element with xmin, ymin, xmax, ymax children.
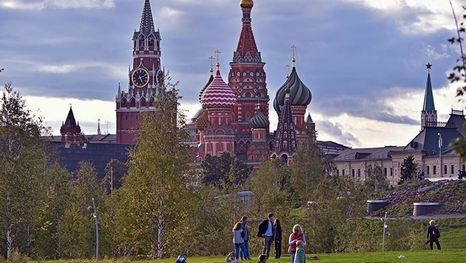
<box><xmin>226</xmin><ymin>251</ymin><xmax>239</xmax><ymax>263</ymax></box>
<box><xmin>294</xmin><ymin>240</ymin><xmax>305</xmax><ymax>263</ymax></box>
<box><xmin>258</xmin><ymin>254</ymin><xmax>267</xmax><ymax>263</ymax></box>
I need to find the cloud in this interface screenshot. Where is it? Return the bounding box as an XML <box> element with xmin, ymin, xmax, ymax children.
<box><xmin>340</xmin><ymin>0</ymin><xmax>456</xmax><ymax>34</ymax></box>
<box><xmin>0</xmin><ymin>0</ymin><xmax>115</xmax><ymax>10</ymax></box>
<box><xmin>318</xmin><ymin>120</ymin><xmax>361</xmax><ymax>146</ymax></box>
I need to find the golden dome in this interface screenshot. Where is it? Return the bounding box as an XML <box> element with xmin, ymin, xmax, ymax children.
<box><xmin>240</xmin><ymin>0</ymin><xmax>254</xmax><ymax>8</ymax></box>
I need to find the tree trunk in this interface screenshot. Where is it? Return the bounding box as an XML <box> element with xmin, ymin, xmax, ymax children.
<box><xmin>157</xmin><ymin>199</ymin><xmax>164</xmax><ymax>259</ymax></box>
<box><xmin>6</xmin><ymin>192</ymin><xmax>12</xmax><ymax>260</ymax></box>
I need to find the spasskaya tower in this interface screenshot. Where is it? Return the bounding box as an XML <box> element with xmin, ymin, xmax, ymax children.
<box><xmin>116</xmin><ymin>0</ymin><xmax>162</xmax><ymax>144</ymax></box>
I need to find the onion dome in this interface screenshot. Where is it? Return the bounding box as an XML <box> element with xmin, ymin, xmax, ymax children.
<box><xmin>240</xmin><ymin>0</ymin><xmax>254</xmax><ymax>8</ymax></box>
<box><xmin>273</xmin><ymin>66</ymin><xmax>312</xmax><ymax>112</ymax></box>
<box><xmin>195</xmin><ymin>110</ymin><xmax>208</xmax><ymax>130</ymax></box>
<box><xmin>249</xmin><ymin>110</ymin><xmax>269</xmax><ymax>129</ymax></box>
<box><xmin>201</xmin><ymin>67</ymin><xmax>236</xmax><ymax>108</ymax></box>
<box><xmin>199</xmin><ymin>69</ymin><xmax>214</xmax><ymax>103</ymax></box>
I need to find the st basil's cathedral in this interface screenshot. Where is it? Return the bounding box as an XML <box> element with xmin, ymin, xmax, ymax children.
<box><xmin>55</xmin><ymin>0</ymin><xmax>348</xmax><ymax>177</ymax></box>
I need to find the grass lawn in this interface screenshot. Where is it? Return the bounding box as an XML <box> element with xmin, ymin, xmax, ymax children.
<box><xmin>41</xmin><ymin>249</ymin><xmax>466</xmax><ymax>263</ymax></box>
<box><xmin>36</xmin><ymin>219</ymin><xmax>466</xmax><ymax>263</ymax></box>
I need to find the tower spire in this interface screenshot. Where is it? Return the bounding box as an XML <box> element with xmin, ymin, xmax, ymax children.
<box><xmin>423</xmin><ymin>63</ymin><xmax>435</xmax><ymax>112</ymax></box>
<box><xmin>421</xmin><ymin>63</ymin><xmax>437</xmax><ymax>129</ymax></box>
<box><xmin>140</xmin><ymin>0</ymin><xmax>155</xmax><ymax>35</ymax></box>
<box><xmin>233</xmin><ymin>0</ymin><xmax>260</xmax><ymax>63</ymax></box>
<box><xmin>291</xmin><ymin>45</ymin><xmax>297</xmax><ymax>68</ymax></box>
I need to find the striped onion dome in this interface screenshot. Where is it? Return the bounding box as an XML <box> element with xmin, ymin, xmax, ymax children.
<box><xmin>273</xmin><ymin>66</ymin><xmax>312</xmax><ymax>112</ymax></box>
<box><xmin>249</xmin><ymin>110</ymin><xmax>269</xmax><ymax>129</ymax></box>
<box><xmin>195</xmin><ymin>110</ymin><xmax>208</xmax><ymax>130</ymax></box>
<box><xmin>201</xmin><ymin>69</ymin><xmax>236</xmax><ymax>108</ymax></box>
<box><xmin>198</xmin><ymin>71</ymin><xmax>214</xmax><ymax>102</ymax></box>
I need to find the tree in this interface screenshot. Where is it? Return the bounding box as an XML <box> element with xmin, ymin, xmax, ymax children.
<box><xmin>101</xmin><ymin>159</ymin><xmax>128</xmax><ymax>194</ymax></box>
<box><xmin>447</xmin><ymin>2</ymin><xmax>466</xmax><ymax>161</ymax></box>
<box><xmin>400</xmin><ymin>155</ymin><xmax>418</xmax><ymax>183</ymax></box>
<box><xmin>112</xmin><ymin>81</ymin><xmax>193</xmax><ymax>259</ymax></box>
<box><xmin>289</xmin><ymin>127</ymin><xmax>329</xmax><ymax>205</ymax></box>
<box><xmin>201</xmin><ymin>152</ymin><xmax>252</xmax><ymax>189</ymax></box>
<box><xmin>57</xmin><ymin>161</ymin><xmax>105</xmax><ymax>259</ymax></box>
<box><xmin>0</xmin><ymin>83</ymin><xmax>51</xmax><ymax>259</ymax></box>
<box><xmin>247</xmin><ymin>159</ymin><xmax>290</xmax><ymax>215</ymax></box>
<box><xmin>363</xmin><ymin>164</ymin><xmax>390</xmax><ymax>197</ymax></box>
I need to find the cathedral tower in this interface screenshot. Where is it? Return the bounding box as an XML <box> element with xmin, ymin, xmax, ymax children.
<box><xmin>116</xmin><ymin>0</ymin><xmax>162</xmax><ymax>144</ymax></box>
<box><xmin>273</xmin><ymin>53</ymin><xmax>312</xmax><ymax>145</ymax></box>
<box><xmin>229</xmin><ymin>0</ymin><xmax>269</xmax><ymax>157</ymax></box>
<box><xmin>421</xmin><ymin>63</ymin><xmax>437</xmax><ymax>129</ymax></box>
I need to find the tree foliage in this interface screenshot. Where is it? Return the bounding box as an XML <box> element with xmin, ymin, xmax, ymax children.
<box><xmin>400</xmin><ymin>156</ymin><xmax>418</xmax><ymax>183</ymax></box>
<box><xmin>201</xmin><ymin>153</ymin><xmax>252</xmax><ymax>189</ymax></box>
<box><xmin>111</xmin><ymin>83</ymin><xmax>193</xmax><ymax>259</ymax></box>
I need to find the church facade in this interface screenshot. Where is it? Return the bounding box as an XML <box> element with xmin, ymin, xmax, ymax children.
<box><xmin>191</xmin><ymin>0</ymin><xmax>322</xmax><ymax>167</ymax></box>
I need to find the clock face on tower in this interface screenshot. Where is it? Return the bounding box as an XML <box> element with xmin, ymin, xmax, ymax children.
<box><xmin>131</xmin><ymin>68</ymin><xmax>150</xmax><ymax>88</ymax></box>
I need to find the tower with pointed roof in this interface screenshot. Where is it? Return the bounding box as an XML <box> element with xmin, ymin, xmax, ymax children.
<box><xmin>229</xmin><ymin>0</ymin><xmax>269</xmax><ymax>159</ymax></box>
<box><xmin>272</xmin><ymin>89</ymin><xmax>297</xmax><ymax>165</ymax></box>
<box><xmin>421</xmin><ymin>63</ymin><xmax>437</xmax><ymax>129</ymax></box>
<box><xmin>273</xmin><ymin>52</ymin><xmax>312</xmax><ymax>145</ymax></box>
<box><xmin>116</xmin><ymin>0</ymin><xmax>162</xmax><ymax>144</ymax></box>
<box><xmin>60</xmin><ymin>106</ymin><xmax>84</xmax><ymax>147</ymax></box>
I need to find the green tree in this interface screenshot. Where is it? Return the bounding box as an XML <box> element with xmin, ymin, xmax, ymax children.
<box><xmin>248</xmin><ymin>159</ymin><xmax>290</xmax><ymax>214</ymax></box>
<box><xmin>400</xmin><ymin>155</ymin><xmax>417</xmax><ymax>183</ymax></box>
<box><xmin>57</xmin><ymin>161</ymin><xmax>104</xmax><ymax>259</ymax></box>
<box><xmin>363</xmin><ymin>164</ymin><xmax>390</xmax><ymax>198</ymax></box>
<box><xmin>201</xmin><ymin>152</ymin><xmax>252</xmax><ymax>189</ymax></box>
<box><xmin>112</xmin><ymin>83</ymin><xmax>193</xmax><ymax>259</ymax></box>
<box><xmin>101</xmin><ymin>159</ymin><xmax>128</xmax><ymax>194</ymax></box>
<box><xmin>0</xmin><ymin>83</ymin><xmax>51</xmax><ymax>259</ymax></box>
<box><xmin>290</xmin><ymin>138</ymin><xmax>325</xmax><ymax>205</ymax></box>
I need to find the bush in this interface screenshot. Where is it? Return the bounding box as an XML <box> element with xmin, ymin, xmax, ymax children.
<box><xmin>8</xmin><ymin>249</ymin><xmax>29</xmax><ymax>263</ymax></box>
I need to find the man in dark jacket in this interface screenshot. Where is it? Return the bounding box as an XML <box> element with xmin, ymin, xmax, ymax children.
<box><xmin>257</xmin><ymin>213</ymin><xmax>274</xmax><ymax>258</ymax></box>
<box><xmin>426</xmin><ymin>220</ymin><xmax>441</xmax><ymax>250</ymax></box>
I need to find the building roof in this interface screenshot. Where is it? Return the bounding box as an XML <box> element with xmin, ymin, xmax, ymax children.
<box><xmin>139</xmin><ymin>0</ymin><xmax>155</xmax><ymax>36</ymax></box>
<box><xmin>249</xmin><ymin>109</ymin><xmax>269</xmax><ymax>129</ymax></box>
<box><xmin>201</xmin><ymin>68</ymin><xmax>236</xmax><ymax>108</ymax></box>
<box><xmin>63</xmin><ymin>107</ymin><xmax>78</xmax><ymax>129</ymax></box>
<box><xmin>52</xmin><ymin>142</ymin><xmax>130</xmax><ymax>179</ymax></box>
<box><xmin>273</xmin><ymin>66</ymin><xmax>312</xmax><ymax>112</ymax></box>
<box><xmin>445</xmin><ymin>110</ymin><xmax>466</xmax><ymax>134</ymax></box>
<box><xmin>334</xmin><ymin>146</ymin><xmax>404</xmax><ymax>161</ymax></box>
<box><xmin>423</xmin><ymin>72</ymin><xmax>436</xmax><ymax>111</ymax></box>
<box><xmin>232</xmin><ymin>0</ymin><xmax>262</xmax><ymax>64</ymax></box>
<box><xmin>404</xmin><ymin>126</ymin><xmax>463</xmax><ymax>156</ymax></box>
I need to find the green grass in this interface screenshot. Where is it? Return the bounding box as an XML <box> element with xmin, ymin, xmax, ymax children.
<box><xmin>32</xmin><ymin>219</ymin><xmax>466</xmax><ymax>263</ymax></box>
<box><xmin>38</xmin><ymin>250</ymin><xmax>466</xmax><ymax>263</ymax></box>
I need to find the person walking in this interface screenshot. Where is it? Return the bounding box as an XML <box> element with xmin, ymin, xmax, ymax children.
<box><xmin>426</xmin><ymin>220</ymin><xmax>441</xmax><ymax>250</ymax></box>
<box><xmin>257</xmin><ymin>213</ymin><xmax>274</xmax><ymax>259</ymax></box>
<box><xmin>288</xmin><ymin>224</ymin><xmax>306</xmax><ymax>263</ymax></box>
<box><xmin>241</xmin><ymin>216</ymin><xmax>251</xmax><ymax>260</ymax></box>
<box><xmin>233</xmin><ymin>222</ymin><xmax>246</xmax><ymax>260</ymax></box>
<box><xmin>274</xmin><ymin>219</ymin><xmax>282</xmax><ymax>259</ymax></box>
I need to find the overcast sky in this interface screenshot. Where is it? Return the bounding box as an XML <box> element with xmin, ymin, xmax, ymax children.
<box><xmin>0</xmin><ymin>0</ymin><xmax>464</xmax><ymax>147</ymax></box>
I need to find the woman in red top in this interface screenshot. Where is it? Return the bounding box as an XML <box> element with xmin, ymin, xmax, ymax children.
<box><xmin>288</xmin><ymin>224</ymin><xmax>307</xmax><ymax>263</ymax></box>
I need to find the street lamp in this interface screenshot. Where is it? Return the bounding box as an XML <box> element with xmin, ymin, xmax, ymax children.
<box><xmin>88</xmin><ymin>198</ymin><xmax>99</xmax><ymax>260</ymax></box>
<box><xmin>438</xmin><ymin>133</ymin><xmax>443</xmax><ymax>177</ymax></box>
<box><xmin>381</xmin><ymin>212</ymin><xmax>388</xmax><ymax>251</ymax></box>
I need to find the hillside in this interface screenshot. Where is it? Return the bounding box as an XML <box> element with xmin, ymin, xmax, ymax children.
<box><xmin>372</xmin><ymin>179</ymin><xmax>466</xmax><ymax>218</ymax></box>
